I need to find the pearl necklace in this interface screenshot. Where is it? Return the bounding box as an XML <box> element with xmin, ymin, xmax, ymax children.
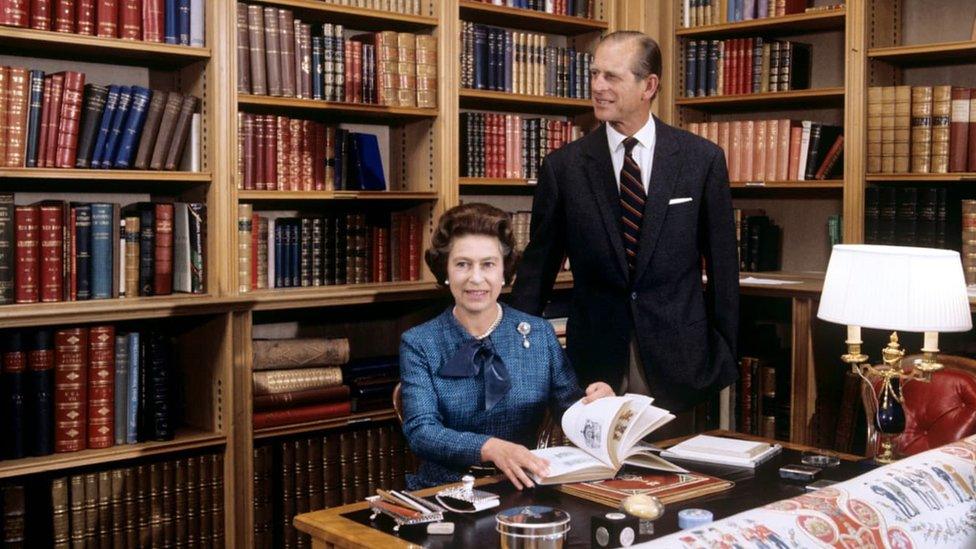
<box><xmin>456</xmin><ymin>303</ymin><xmax>504</xmax><ymax>340</ymax></box>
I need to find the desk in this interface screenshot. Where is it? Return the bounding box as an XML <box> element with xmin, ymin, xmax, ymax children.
<box><xmin>294</xmin><ymin>432</ymin><xmax>871</xmax><ymax>548</ymax></box>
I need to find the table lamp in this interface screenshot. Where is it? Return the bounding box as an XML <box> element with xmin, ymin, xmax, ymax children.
<box><xmin>817</xmin><ymin>245</ymin><xmax>973</xmax><ymax>463</ymax></box>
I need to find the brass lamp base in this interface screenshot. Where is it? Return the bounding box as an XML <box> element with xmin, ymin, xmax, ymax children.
<box><xmin>875</xmin><ymin>437</ymin><xmax>897</xmax><ymax>464</ymax></box>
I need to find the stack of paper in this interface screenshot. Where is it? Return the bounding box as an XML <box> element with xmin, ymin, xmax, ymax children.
<box><xmin>660</xmin><ymin>435</ymin><xmax>782</xmax><ymax>468</ymax></box>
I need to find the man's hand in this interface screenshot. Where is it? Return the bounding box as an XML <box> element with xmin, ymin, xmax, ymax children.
<box><xmin>480</xmin><ymin>438</ymin><xmax>550</xmax><ymax>490</ymax></box>
<box><xmin>581</xmin><ymin>382</ymin><xmax>615</xmax><ymax>404</ymax></box>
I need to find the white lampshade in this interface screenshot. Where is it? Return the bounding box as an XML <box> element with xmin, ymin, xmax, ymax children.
<box><xmin>817</xmin><ymin>245</ymin><xmax>973</xmax><ymax>333</ymax></box>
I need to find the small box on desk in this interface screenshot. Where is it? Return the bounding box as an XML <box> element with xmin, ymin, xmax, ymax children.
<box><xmin>591</xmin><ymin>512</ymin><xmax>638</xmax><ymax>548</ymax></box>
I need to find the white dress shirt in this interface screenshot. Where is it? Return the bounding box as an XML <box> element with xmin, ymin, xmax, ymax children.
<box><xmin>606</xmin><ymin>116</ymin><xmax>656</xmax><ymax>194</ymax></box>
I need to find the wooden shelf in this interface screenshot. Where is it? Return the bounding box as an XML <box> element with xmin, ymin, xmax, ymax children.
<box><xmin>675</xmin><ymin>88</ymin><xmax>845</xmax><ymax>110</ymax></box>
<box><xmin>458</xmin><ymin>0</ymin><xmax>608</xmax><ymax>35</ymax></box>
<box><xmin>868</xmin><ymin>40</ymin><xmax>976</xmax><ymax>65</ymax></box>
<box><xmin>237</xmin><ymin>95</ymin><xmax>438</xmax><ymax>121</ymax></box>
<box><xmin>0</xmin><ymin>168</ymin><xmax>211</xmax><ymax>183</ymax></box>
<box><xmin>0</xmin><ymin>26</ymin><xmax>210</xmax><ymax>67</ymax></box>
<box><xmin>459</xmin><ymin>177</ymin><xmax>537</xmax><ymax>188</ymax></box>
<box><xmin>248</xmin><ymin>0</ymin><xmax>437</xmax><ymax>31</ymax></box>
<box><xmin>254</xmin><ymin>409</ymin><xmax>397</xmax><ymax>440</ymax></box>
<box><xmin>0</xmin><ymin>429</ymin><xmax>224</xmax><ymax>480</ymax></box>
<box><xmin>866</xmin><ymin>173</ymin><xmax>976</xmax><ymax>183</ymax></box>
<box><xmin>459</xmin><ymin>89</ymin><xmax>592</xmax><ymax>114</ymax></box>
<box><xmin>0</xmin><ymin>294</ymin><xmax>249</xmax><ymax>329</ymax></box>
<box><xmin>249</xmin><ymin>281</ymin><xmax>440</xmax><ymax>311</ymax></box>
<box><xmin>676</xmin><ymin>9</ymin><xmax>846</xmax><ymax>38</ymax></box>
<box><xmin>730</xmin><ymin>180</ymin><xmax>844</xmax><ymax>189</ymax></box>
<box><xmin>239</xmin><ymin>190</ymin><xmax>438</xmax><ymax>201</ymax></box>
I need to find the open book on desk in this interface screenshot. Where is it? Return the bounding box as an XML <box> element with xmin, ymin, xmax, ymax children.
<box><xmin>530</xmin><ymin>394</ymin><xmax>687</xmax><ymax>485</ymax></box>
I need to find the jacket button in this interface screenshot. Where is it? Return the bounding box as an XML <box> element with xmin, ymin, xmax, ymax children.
<box><xmin>630</xmin><ymin>292</ymin><xmax>637</xmax><ymax>300</ymax></box>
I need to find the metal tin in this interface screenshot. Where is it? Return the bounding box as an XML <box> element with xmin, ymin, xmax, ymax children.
<box><xmin>495</xmin><ymin>506</ymin><xmax>571</xmax><ymax>549</ymax></box>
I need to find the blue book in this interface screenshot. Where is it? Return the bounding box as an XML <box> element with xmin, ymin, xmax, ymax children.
<box><xmin>89</xmin><ymin>203</ymin><xmax>116</xmax><ymax>299</ymax></box>
<box><xmin>334</xmin><ymin>129</ymin><xmax>347</xmax><ymax>190</ymax></box>
<box><xmin>73</xmin><ymin>204</ymin><xmax>92</xmax><ymax>300</ymax></box>
<box><xmin>113</xmin><ymin>87</ymin><xmax>153</xmax><ymax>168</ymax></box>
<box><xmin>177</xmin><ymin>0</ymin><xmax>191</xmax><ymax>45</ymax></box>
<box><xmin>757</xmin><ymin>0</ymin><xmax>768</xmax><ymax>19</ymax></box>
<box><xmin>27</xmin><ymin>329</ymin><xmax>54</xmax><ymax>456</ymax></box>
<box><xmin>684</xmin><ymin>41</ymin><xmax>697</xmax><ymax>97</ymax></box>
<box><xmin>473</xmin><ymin>25</ymin><xmax>487</xmax><ymax>90</ymax></box>
<box><xmin>126</xmin><ymin>332</ymin><xmax>140</xmax><ymax>444</ymax></box>
<box><xmin>274</xmin><ymin>222</ymin><xmax>285</xmax><ymax>288</ymax></box>
<box><xmin>311</xmin><ymin>37</ymin><xmax>324</xmax><ymax>100</ymax></box>
<box><xmin>289</xmin><ymin>222</ymin><xmax>300</xmax><ymax>287</ymax></box>
<box><xmin>114</xmin><ymin>333</ymin><xmax>129</xmax><ymax>445</ymax></box>
<box><xmin>165</xmin><ymin>0</ymin><xmax>178</xmax><ymax>44</ymax></box>
<box><xmin>24</xmin><ymin>70</ymin><xmax>44</xmax><ymax>167</ymax></box>
<box><xmin>353</xmin><ymin>133</ymin><xmax>386</xmax><ymax>191</ymax></box>
<box><xmin>100</xmin><ymin>86</ymin><xmax>132</xmax><ymax>168</ymax></box>
<box><xmin>90</xmin><ymin>85</ymin><xmax>121</xmax><ymax>169</ymax></box>
<box><xmin>503</xmin><ymin>31</ymin><xmax>513</xmax><ymax>93</ymax></box>
<box><xmin>728</xmin><ymin>0</ymin><xmax>737</xmax><ymax>23</ymax></box>
<box><xmin>568</xmin><ymin>48</ymin><xmax>577</xmax><ymax>99</ymax></box>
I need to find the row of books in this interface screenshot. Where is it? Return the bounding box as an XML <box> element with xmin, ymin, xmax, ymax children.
<box><xmin>867</xmin><ymin>86</ymin><xmax>976</xmax><ymax>174</ymax></box>
<box><xmin>0</xmin><ymin>0</ymin><xmax>205</xmax><ymax>46</ymax></box>
<box><xmin>734</xmin><ymin>320</ymin><xmax>790</xmax><ymax>440</ymax></box>
<box><xmin>237</xmin><ymin>114</ymin><xmax>387</xmax><ymax>192</ymax></box>
<box><xmin>863</xmin><ymin>186</ymin><xmax>948</xmax><ymax>249</ymax></box>
<box><xmin>460</xmin><ymin>22</ymin><xmax>592</xmax><ymax>99</ymax></box>
<box><xmin>684</xmin><ymin>38</ymin><xmax>811</xmax><ymax>98</ymax></box>
<box><xmin>254</xmin><ymin>423</ymin><xmax>415</xmax><ymax>548</ymax></box>
<box><xmin>0</xmin><ymin>325</ymin><xmax>179</xmax><ymax>460</ymax></box>
<box><xmin>237</xmin><ymin>3</ymin><xmax>437</xmax><ymax>108</ymax></box>
<box><xmin>0</xmin><ymin>67</ymin><xmax>200</xmax><ymax>171</ymax></box>
<box><xmin>0</xmin><ymin>452</ymin><xmax>223</xmax><ymax>547</ymax></box>
<box><xmin>734</xmin><ymin>209</ymin><xmax>781</xmax><ymax>272</ymax></box>
<box><xmin>963</xmin><ymin>200</ymin><xmax>975</xmax><ymax>286</ymax></box>
<box><xmin>687</xmin><ymin>119</ymin><xmax>844</xmax><ymax>182</ymax></box>
<box><xmin>313</xmin><ymin>0</ymin><xmax>423</xmax><ymax>15</ymax></box>
<box><xmin>0</xmin><ymin>199</ymin><xmax>206</xmax><ymax>305</ymax></box>
<box><xmin>464</xmin><ymin>0</ymin><xmax>596</xmax><ymax>19</ymax></box>
<box><xmin>681</xmin><ymin>0</ymin><xmax>838</xmax><ymax>27</ymax></box>
<box><xmin>460</xmin><ymin>113</ymin><xmax>582</xmax><ymax>179</ymax></box>
<box><xmin>237</xmin><ymin>208</ymin><xmax>422</xmax><ymax>292</ymax></box>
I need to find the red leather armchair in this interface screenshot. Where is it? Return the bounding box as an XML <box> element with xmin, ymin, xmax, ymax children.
<box><xmin>862</xmin><ymin>354</ymin><xmax>976</xmax><ymax>458</ymax></box>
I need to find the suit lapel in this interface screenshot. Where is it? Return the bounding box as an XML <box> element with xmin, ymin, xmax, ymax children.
<box><xmin>633</xmin><ymin>117</ymin><xmax>681</xmax><ymax>282</ymax></box>
<box><xmin>582</xmin><ymin>126</ymin><xmax>629</xmax><ymax>280</ymax></box>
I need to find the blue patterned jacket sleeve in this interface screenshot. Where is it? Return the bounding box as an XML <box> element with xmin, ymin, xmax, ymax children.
<box><xmin>399</xmin><ymin>332</ymin><xmax>490</xmax><ymax>469</ymax></box>
<box><xmin>544</xmin><ymin>321</ymin><xmax>584</xmax><ymax>418</ymax></box>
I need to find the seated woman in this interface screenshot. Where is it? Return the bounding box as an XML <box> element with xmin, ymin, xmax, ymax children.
<box><xmin>400</xmin><ymin>203</ymin><xmax>614</xmax><ymax>490</ymax></box>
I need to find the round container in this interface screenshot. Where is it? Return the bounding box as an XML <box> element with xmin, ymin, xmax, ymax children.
<box><xmin>495</xmin><ymin>506</ymin><xmax>571</xmax><ymax>549</ymax></box>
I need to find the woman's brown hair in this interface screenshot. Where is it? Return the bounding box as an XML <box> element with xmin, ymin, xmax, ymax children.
<box><xmin>425</xmin><ymin>203</ymin><xmax>520</xmax><ymax>286</ymax></box>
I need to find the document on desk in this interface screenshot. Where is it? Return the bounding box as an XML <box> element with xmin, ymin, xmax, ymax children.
<box><xmin>739</xmin><ymin>276</ymin><xmax>803</xmax><ymax>285</ymax></box>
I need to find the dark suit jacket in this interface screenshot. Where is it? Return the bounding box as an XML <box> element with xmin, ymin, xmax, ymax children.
<box><xmin>510</xmin><ymin>117</ymin><xmax>739</xmax><ymax>412</ymax></box>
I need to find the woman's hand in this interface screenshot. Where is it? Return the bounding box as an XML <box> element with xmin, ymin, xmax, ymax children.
<box><xmin>581</xmin><ymin>382</ymin><xmax>615</xmax><ymax>404</ymax></box>
<box><xmin>480</xmin><ymin>438</ymin><xmax>550</xmax><ymax>490</ymax></box>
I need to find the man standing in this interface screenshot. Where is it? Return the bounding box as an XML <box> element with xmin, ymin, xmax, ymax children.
<box><xmin>510</xmin><ymin>31</ymin><xmax>739</xmax><ymax>423</ymax></box>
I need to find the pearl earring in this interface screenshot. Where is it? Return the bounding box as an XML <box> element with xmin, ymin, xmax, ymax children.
<box><xmin>444</xmin><ymin>279</ymin><xmax>450</xmax><ymax>285</ymax></box>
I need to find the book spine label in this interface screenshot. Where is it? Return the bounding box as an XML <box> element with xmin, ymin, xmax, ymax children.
<box><xmin>54</xmin><ymin>328</ymin><xmax>88</xmax><ymax>453</ymax></box>
<box><xmin>87</xmin><ymin>326</ymin><xmax>115</xmax><ymax>449</ymax></box>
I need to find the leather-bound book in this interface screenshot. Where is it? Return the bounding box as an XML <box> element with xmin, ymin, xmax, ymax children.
<box><xmin>100</xmin><ymin>86</ymin><xmax>132</xmax><ymax>168</ymax></box>
<box><xmin>262</xmin><ymin>6</ymin><xmax>282</xmax><ymax>97</ymax></box>
<box><xmin>96</xmin><ymin>0</ymin><xmax>118</xmax><ymax>37</ymax></box>
<box><xmin>42</xmin><ymin>72</ymin><xmax>64</xmax><ymax>167</ymax></box>
<box><xmin>251</xmin><ymin>400</ymin><xmax>351</xmax><ymax>429</ymax></box>
<box><xmin>1</xmin><ymin>485</ymin><xmax>25</xmax><ymax>545</ymax></box>
<box><xmin>14</xmin><ymin>205</ymin><xmax>39</xmax><ymax>304</ymax></box>
<box><xmin>197</xmin><ymin>456</ymin><xmax>214</xmax><ymax>545</ymax></box>
<box><xmin>237</xmin><ymin>203</ymin><xmax>251</xmax><ymax>292</ymax></box>
<box><xmin>29</xmin><ymin>0</ymin><xmax>50</xmax><ymax>29</ymax></box>
<box><xmin>969</xmin><ymin>90</ymin><xmax>976</xmax><ymax>172</ymax></box>
<box><xmin>135</xmin><ymin>465</ymin><xmax>150</xmax><ymax>546</ymax></box>
<box><xmin>35</xmin><ymin>201</ymin><xmax>64</xmax><ymax>303</ymax></box>
<box><xmin>252</xmin><ymin>366</ymin><xmax>342</xmax><ymax>395</ymax></box>
<box><xmin>893</xmin><ymin>85</ymin><xmax>912</xmax><ymax>172</ymax></box>
<box><xmin>89</xmin><ymin>203</ymin><xmax>119</xmax><ymax>300</ymax></box>
<box><xmin>307</xmin><ymin>437</ymin><xmax>324</xmax><ymax>511</ymax></box>
<box><xmin>950</xmin><ymin>87</ymin><xmax>971</xmax><ymax>173</ymax></box>
<box><xmin>145</xmin><ymin>331</ymin><xmax>173</xmax><ymax>441</ymax></box>
<box><xmin>377</xmin><ymin>426</ymin><xmax>390</xmax><ymax>490</ymax></box>
<box><xmin>246</xmin><ymin>4</ymin><xmax>266</xmax><ymax>95</ymax></box>
<box><xmin>917</xmin><ymin>187</ymin><xmax>938</xmax><ymax>248</ymax></box>
<box><xmin>930</xmin><ymin>85</ymin><xmax>952</xmax><ymax>174</ymax></box>
<box><xmin>123</xmin><ymin>215</ymin><xmax>139</xmax><ymax>295</ymax></box>
<box><xmin>113</xmin><ymin>86</ymin><xmax>152</xmax><ymax>168</ymax></box>
<box><xmin>148</xmin><ymin>91</ymin><xmax>183</xmax><ymax>170</ymax></box>
<box><xmin>132</xmin><ymin>89</ymin><xmax>166</xmax><ymax>170</ymax></box>
<box><xmin>300</xmin><ymin>218</ymin><xmax>312</xmax><ymax>286</ymax></box>
<box><xmin>54</xmin><ymin>327</ymin><xmax>88</xmax><ymax>452</ymax></box>
<box><xmin>74</xmin><ymin>84</ymin><xmax>108</xmax><ymax>168</ymax></box>
<box><xmin>252</xmin><ymin>446</ymin><xmax>272</xmax><ymax>543</ymax></box>
<box><xmin>76</xmin><ymin>0</ymin><xmax>94</xmax><ymax>34</ymax></box>
<box><xmin>311</xmin><ymin>216</ymin><xmax>323</xmax><ymax>285</ymax></box>
<box><xmin>322</xmin><ymin>434</ymin><xmax>341</xmax><ymax>507</ymax></box>
<box><xmin>173</xmin><ymin>458</ymin><xmax>188</xmax><ymax>546</ymax></box>
<box><xmin>911</xmin><ymin>86</ymin><xmax>934</xmax><ymax>173</ymax></box>
<box><xmin>867</xmin><ymin>86</ymin><xmax>883</xmax><ymax>173</ymax></box>
<box><xmin>51</xmin><ymin>477</ymin><xmax>70</xmax><ymax>548</ymax></box>
<box><xmin>299</xmin><ymin>23</ymin><xmax>312</xmax><ymax>100</ymax></box>
<box><xmin>153</xmin><ymin>202</ymin><xmax>174</xmax><ymax>295</ymax></box>
<box><xmin>366</xmin><ymin>427</ymin><xmax>379</xmax><ymax>495</ymax></box>
<box><xmin>4</xmin><ymin>67</ymin><xmax>28</xmax><ymax>168</ymax></box>
<box><xmin>27</xmin><ymin>329</ymin><xmax>54</xmax><ymax>456</ymax></box>
<box><xmin>24</xmin><ymin>70</ymin><xmax>44</xmax><ymax>167</ymax></box>
<box><xmin>162</xmin><ymin>94</ymin><xmax>198</xmax><ymax>170</ymax></box>
<box><xmin>96</xmin><ymin>470</ymin><xmax>112</xmax><ymax>544</ymax></box>
<box><xmin>294</xmin><ymin>439</ymin><xmax>309</xmax><ymax>541</ymax></box>
<box><xmin>109</xmin><ymin>469</ymin><xmax>125</xmax><ymax>547</ymax></box>
<box><xmin>113</xmin><ymin>333</ymin><xmax>128</xmax><ymax>445</ymax></box>
<box><xmin>68</xmin><ymin>476</ymin><xmax>85</xmax><ymax>547</ymax></box>
<box><xmin>121</xmin><ymin>467</ymin><xmax>137</xmax><ymax>547</ymax></box>
<box><xmin>118</xmin><ymin>0</ymin><xmax>140</xmax><ymax>39</ymax></box>
<box><xmin>88</xmin><ymin>84</ymin><xmax>118</xmax><ymax>168</ymax></box>
<box><xmin>87</xmin><ymin>325</ymin><xmax>115</xmax><ymax>449</ymax></box>
<box><xmin>896</xmin><ymin>186</ymin><xmax>918</xmax><ymax>246</ymax></box>
<box><xmin>148</xmin><ymin>463</ymin><xmax>163</xmax><ymax>546</ymax></box>
<box><xmin>54</xmin><ymin>71</ymin><xmax>85</xmax><ymax>168</ymax></box>
<box><xmin>210</xmin><ymin>454</ymin><xmax>224</xmax><ymax>546</ymax></box>
<box><xmin>2</xmin><ymin>331</ymin><xmax>27</xmax><ymax>459</ymax></box>
<box><xmin>185</xmin><ymin>458</ymin><xmax>199</xmax><ymax>546</ymax></box>
<box><xmin>161</xmin><ymin>461</ymin><xmax>176</xmax><ymax>546</ymax></box>
<box><xmin>276</xmin><ymin>8</ymin><xmax>295</xmax><ymax>97</ymax></box>
<box><xmin>83</xmin><ymin>473</ymin><xmax>98</xmax><ymax>545</ymax></box>
<box><xmin>53</xmin><ymin>0</ymin><xmax>74</xmax><ymax>32</ymax></box>
<box><xmin>252</xmin><ymin>337</ymin><xmax>350</xmax><ymax>371</ymax></box>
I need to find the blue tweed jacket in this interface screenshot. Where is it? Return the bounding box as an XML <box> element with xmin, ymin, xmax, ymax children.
<box><xmin>399</xmin><ymin>304</ymin><xmax>584</xmax><ymax>489</ymax></box>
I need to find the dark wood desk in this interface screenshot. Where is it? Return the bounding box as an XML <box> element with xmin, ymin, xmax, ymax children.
<box><xmin>294</xmin><ymin>432</ymin><xmax>870</xmax><ymax>548</ymax></box>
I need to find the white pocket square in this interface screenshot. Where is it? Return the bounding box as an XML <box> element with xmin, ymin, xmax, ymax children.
<box><xmin>668</xmin><ymin>197</ymin><xmax>693</xmax><ymax>205</ymax></box>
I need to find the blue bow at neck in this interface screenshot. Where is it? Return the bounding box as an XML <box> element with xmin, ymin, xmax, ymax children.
<box><xmin>439</xmin><ymin>337</ymin><xmax>511</xmax><ymax>410</ymax></box>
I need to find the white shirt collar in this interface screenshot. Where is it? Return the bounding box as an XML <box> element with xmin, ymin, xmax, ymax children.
<box><xmin>606</xmin><ymin>115</ymin><xmax>656</xmax><ymax>154</ymax></box>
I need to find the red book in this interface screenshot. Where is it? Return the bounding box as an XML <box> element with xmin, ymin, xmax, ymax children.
<box><xmin>76</xmin><ymin>0</ymin><xmax>94</xmax><ymax>34</ymax></box>
<box><xmin>2</xmin><ymin>0</ymin><xmax>28</xmax><ymax>26</ymax></box>
<box><xmin>352</xmin><ymin>40</ymin><xmax>363</xmax><ymax>104</ymax></box>
<box><xmin>36</xmin><ymin>75</ymin><xmax>53</xmax><ymax>167</ymax></box>
<box><xmin>54</xmin><ymin>327</ymin><xmax>88</xmax><ymax>453</ymax></box>
<box><xmin>312</xmin><ymin>122</ymin><xmax>325</xmax><ymax>191</ymax></box>
<box><xmin>142</xmin><ymin>0</ymin><xmax>162</xmax><ymax>42</ymax></box>
<box><xmin>253</xmin><ymin>114</ymin><xmax>266</xmax><ymax>191</ymax></box>
<box><xmin>43</xmin><ymin>73</ymin><xmax>64</xmax><ymax>168</ymax></box>
<box><xmin>55</xmin><ymin>71</ymin><xmax>85</xmax><ymax>168</ymax></box>
<box><xmin>119</xmin><ymin>0</ymin><xmax>139</xmax><ymax>39</ymax></box>
<box><xmin>53</xmin><ymin>0</ymin><xmax>73</xmax><ymax>32</ymax></box>
<box><xmin>153</xmin><ymin>202</ymin><xmax>174</xmax><ymax>295</ymax></box>
<box><xmin>251</xmin><ymin>400</ymin><xmax>352</xmax><ymax>430</ymax></box>
<box><xmin>374</xmin><ymin>225</ymin><xmax>388</xmax><ymax>282</ymax></box>
<box><xmin>14</xmin><ymin>205</ymin><xmax>39</xmax><ymax>304</ymax></box>
<box><xmin>242</xmin><ymin>113</ymin><xmax>255</xmax><ymax>190</ymax></box>
<box><xmin>407</xmin><ymin>215</ymin><xmax>420</xmax><ymax>281</ymax></box>
<box><xmin>96</xmin><ymin>0</ymin><xmax>117</xmax><ymax>37</ymax></box>
<box><xmin>30</xmin><ymin>0</ymin><xmax>51</xmax><ymax>29</ymax></box>
<box><xmin>68</xmin><ymin>207</ymin><xmax>77</xmax><ymax>300</ymax></box>
<box><xmin>264</xmin><ymin>115</ymin><xmax>277</xmax><ymax>190</ymax></box>
<box><xmin>37</xmin><ymin>202</ymin><xmax>64</xmax><ymax>303</ymax></box>
<box><xmin>86</xmin><ymin>325</ymin><xmax>114</xmax><ymax>449</ymax></box>
<box><xmin>301</xmin><ymin>120</ymin><xmax>312</xmax><ymax>191</ymax></box>
<box><xmin>949</xmin><ymin>87</ymin><xmax>971</xmax><ymax>173</ymax></box>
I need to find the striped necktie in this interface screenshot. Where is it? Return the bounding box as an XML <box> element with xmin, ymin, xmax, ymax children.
<box><xmin>620</xmin><ymin>136</ymin><xmax>645</xmax><ymax>274</ymax></box>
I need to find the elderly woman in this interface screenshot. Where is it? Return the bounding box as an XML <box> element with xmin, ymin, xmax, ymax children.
<box><xmin>399</xmin><ymin>203</ymin><xmax>614</xmax><ymax>490</ymax></box>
